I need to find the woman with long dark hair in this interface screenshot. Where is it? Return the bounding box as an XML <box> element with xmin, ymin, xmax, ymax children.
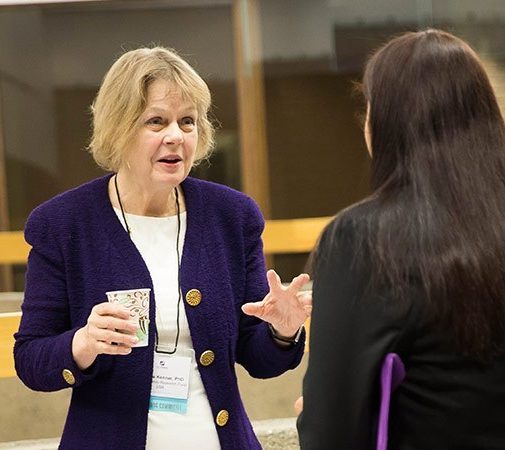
<box><xmin>297</xmin><ymin>29</ymin><xmax>505</xmax><ymax>449</ymax></box>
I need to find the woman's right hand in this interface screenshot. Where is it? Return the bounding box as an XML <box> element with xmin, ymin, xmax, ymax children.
<box><xmin>72</xmin><ymin>302</ymin><xmax>139</xmax><ymax>370</ymax></box>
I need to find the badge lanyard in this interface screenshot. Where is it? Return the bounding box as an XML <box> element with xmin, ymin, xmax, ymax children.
<box><xmin>114</xmin><ymin>174</ymin><xmax>182</xmax><ymax>354</ymax></box>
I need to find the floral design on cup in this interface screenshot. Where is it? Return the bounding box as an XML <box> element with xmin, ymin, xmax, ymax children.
<box><xmin>106</xmin><ymin>288</ymin><xmax>151</xmax><ymax>347</ymax></box>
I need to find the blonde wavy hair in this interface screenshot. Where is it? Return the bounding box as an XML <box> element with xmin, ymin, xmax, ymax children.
<box><xmin>89</xmin><ymin>46</ymin><xmax>215</xmax><ymax>171</ymax></box>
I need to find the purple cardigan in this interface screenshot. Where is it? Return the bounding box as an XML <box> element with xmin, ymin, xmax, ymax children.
<box><xmin>14</xmin><ymin>174</ymin><xmax>305</xmax><ymax>450</ymax></box>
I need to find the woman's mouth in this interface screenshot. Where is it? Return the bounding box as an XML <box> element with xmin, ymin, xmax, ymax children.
<box><xmin>158</xmin><ymin>156</ymin><xmax>182</xmax><ymax>165</ymax></box>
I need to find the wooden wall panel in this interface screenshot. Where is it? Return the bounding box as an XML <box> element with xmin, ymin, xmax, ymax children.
<box><xmin>232</xmin><ymin>0</ymin><xmax>271</xmax><ymax>218</ymax></box>
<box><xmin>0</xmin><ymin>313</ymin><xmax>20</xmax><ymax>378</ymax></box>
<box><xmin>0</xmin><ymin>82</ymin><xmax>13</xmax><ymax>290</ymax></box>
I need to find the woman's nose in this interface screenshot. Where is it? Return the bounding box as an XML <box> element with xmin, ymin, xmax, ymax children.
<box><xmin>163</xmin><ymin>123</ymin><xmax>184</xmax><ymax>145</ymax></box>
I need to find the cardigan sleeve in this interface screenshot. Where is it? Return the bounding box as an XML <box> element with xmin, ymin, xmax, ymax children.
<box><xmin>14</xmin><ymin>207</ymin><xmax>101</xmax><ymax>392</ymax></box>
<box><xmin>297</xmin><ymin>219</ymin><xmax>410</xmax><ymax>449</ymax></box>
<box><xmin>235</xmin><ymin>196</ymin><xmax>305</xmax><ymax>378</ymax></box>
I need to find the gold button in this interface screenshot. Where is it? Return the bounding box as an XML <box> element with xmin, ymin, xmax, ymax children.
<box><xmin>62</xmin><ymin>369</ymin><xmax>75</xmax><ymax>385</ymax></box>
<box><xmin>216</xmin><ymin>409</ymin><xmax>229</xmax><ymax>427</ymax></box>
<box><xmin>199</xmin><ymin>350</ymin><xmax>215</xmax><ymax>366</ymax></box>
<box><xmin>186</xmin><ymin>289</ymin><xmax>202</xmax><ymax>306</ymax></box>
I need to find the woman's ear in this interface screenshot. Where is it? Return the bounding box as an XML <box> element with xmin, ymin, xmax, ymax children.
<box><xmin>364</xmin><ymin>102</ymin><xmax>372</xmax><ymax>157</ymax></box>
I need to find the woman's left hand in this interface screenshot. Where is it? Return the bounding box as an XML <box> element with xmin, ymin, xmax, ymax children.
<box><xmin>242</xmin><ymin>269</ymin><xmax>311</xmax><ymax>338</ymax></box>
<box><xmin>294</xmin><ymin>396</ymin><xmax>304</xmax><ymax>415</ymax></box>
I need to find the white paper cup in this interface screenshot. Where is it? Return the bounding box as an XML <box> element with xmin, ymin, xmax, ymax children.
<box><xmin>106</xmin><ymin>288</ymin><xmax>151</xmax><ymax>347</ymax></box>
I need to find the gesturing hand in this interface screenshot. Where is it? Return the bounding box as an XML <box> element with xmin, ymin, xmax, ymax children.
<box><xmin>241</xmin><ymin>269</ymin><xmax>311</xmax><ymax>338</ymax></box>
<box><xmin>72</xmin><ymin>302</ymin><xmax>139</xmax><ymax>370</ymax></box>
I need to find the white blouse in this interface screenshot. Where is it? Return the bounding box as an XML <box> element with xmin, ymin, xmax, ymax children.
<box><xmin>113</xmin><ymin>208</ymin><xmax>221</xmax><ymax>449</ymax></box>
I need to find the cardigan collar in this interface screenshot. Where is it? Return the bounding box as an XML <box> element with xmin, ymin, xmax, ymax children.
<box><xmin>90</xmin><ymin>173</ymin><xmax>205</xmax><ymax>303</ymax></box>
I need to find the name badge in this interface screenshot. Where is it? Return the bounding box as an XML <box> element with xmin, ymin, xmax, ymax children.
<box><xmin>149</xmin><ymin>352</ymin><xmax>191</xmax><ymax>414</ymax></box>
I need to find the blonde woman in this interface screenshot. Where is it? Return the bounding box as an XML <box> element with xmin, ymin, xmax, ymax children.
<box><xmin>15</xmin><ymin>47</ymin><xmax>310</xmax><ymax>450</ymax></box>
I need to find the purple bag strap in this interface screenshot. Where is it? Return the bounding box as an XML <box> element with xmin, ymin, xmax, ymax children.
<box><xmin>376</xmin><ymin>353</ymin><xmax>405</xmax><ymax>450</ymax></box>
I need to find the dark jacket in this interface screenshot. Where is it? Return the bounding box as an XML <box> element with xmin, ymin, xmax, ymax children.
<box><xmin>298</xmin><ymin>201</ymin><xmax>505</xmax><ymax>450</ymax></box>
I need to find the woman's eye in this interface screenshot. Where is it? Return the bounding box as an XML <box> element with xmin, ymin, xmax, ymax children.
<box><xmin>180</xmin><ymin>117</ymin><xmax>196</xmax><ymax>130</ymax></box>
<box><xmin>146</xmin><ymin>117</ymin><xmax>164</xmax><ymax>126</ymax></box>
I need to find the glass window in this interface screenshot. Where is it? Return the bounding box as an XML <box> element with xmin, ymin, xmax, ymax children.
<box><xmin>258</xmin><ymin>0</ymin><xmax>505</xmax><ymax>278</ymax></box>
<box><xmin>0</xmin><ymin>1</ymin><xmax>238</xmax><ymax>289</ymax></box>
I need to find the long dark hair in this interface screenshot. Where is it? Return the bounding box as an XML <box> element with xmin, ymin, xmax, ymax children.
<box><xmin>330</xmin><ymin>29</ymin><xmax>505</xmax><ymax>359</ymax></box>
